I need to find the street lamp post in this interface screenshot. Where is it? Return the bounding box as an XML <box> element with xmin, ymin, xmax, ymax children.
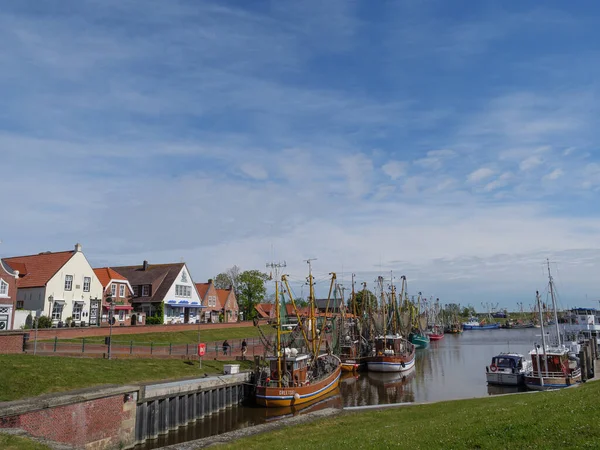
<box><xmin>106</xmin><ymin>294</ymin><xmax>114</xmax><ymax>360</ymax></box>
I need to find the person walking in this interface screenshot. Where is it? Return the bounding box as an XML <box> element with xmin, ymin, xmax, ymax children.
<box><xmin>241</xmin><ymin>339</ymin><xmax>248</xmax><ymax>359</ymax></box>
<box><xmin>222</xmin><ymin>340</ymin><xmax>230</xmax><ymax>356</ymax></box>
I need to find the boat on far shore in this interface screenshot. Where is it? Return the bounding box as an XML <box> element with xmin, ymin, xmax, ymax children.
<box><xmin>462</xmin><ymin>317</ymin><xmax>500</xmax><ymax>330</ymax></box>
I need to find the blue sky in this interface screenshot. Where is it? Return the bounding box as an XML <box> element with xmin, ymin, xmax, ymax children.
<box><xmin>2</xmin><ymin>0</ymin><xmax>600</xmax><ymax>311</ymax></box>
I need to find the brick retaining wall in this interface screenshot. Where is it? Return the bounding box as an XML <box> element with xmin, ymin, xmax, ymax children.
<box><xmin>0</xmin><ymin>332</ymin><xmax>25</xmax><ymax>354</ymax></box>
<box><xmin>0</xmin><ymin>386</ymin><xmax>138</xmax><ymax>449</ymax></box>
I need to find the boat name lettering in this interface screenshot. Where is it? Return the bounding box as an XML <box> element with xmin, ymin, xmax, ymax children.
<box><xmin>279</xmin><ymin>390</ymin><xmax>295</xmax><ymax>396</ymax></box>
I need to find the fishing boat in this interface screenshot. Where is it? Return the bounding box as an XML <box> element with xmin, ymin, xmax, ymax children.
<box><xmin>485</xmin><ymin>352</ymin><xmax>532</xmax><ymax>386</ymax></box>
<box><xmin>366</xmin><ymin>334</ymin><xmax>416</xmax><ymax>372</ymax></box>
<box><xmin>365</xmin><ymin>275</ymin><xmax>417</xmax><ymax>372</ymax></box>
<box><xmin>462</xmin><ymin>317</ymin><xmax>500</xmax><ymax>330</ymax></box>
<box><xmin>339</xmin><ymin>274</ymin><xmax>366</xmax><ymax>372</ymax></box>
<box><xmin>408</xmin><ymin>293</ymin><xmax>430</xmax><ymax>348</ymax></box>
<box><xmin>254</xmin><ymin>261</ymin><xmax>342</xmax><ymax>407</ymax></box>
<box><xmin>426</xmin><ymin>325</ymin><xmax>445</xmax><ymax>341</ymax></box>
<box><xmin>524</xmin><ymin>262</ymin><xmax>582</xmax><ymax>391</ymax></box>
<box><xmin>425</xmin><ymin>298</ymin><xmax>445</xmax><ymax>340</ymax></box>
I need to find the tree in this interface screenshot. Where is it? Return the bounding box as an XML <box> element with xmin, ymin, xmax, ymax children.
<box><xmin>237</xmin><ymin>270</ymin><xmax>269</xmax><ymax>320</ymax></box>
<box><xmin>349</xmin><ymin>289</ymin><xmax>377</xmax><ymax>313</ymax></box>
<box><xmin>214</xmin><ymin>265</ymin><xmax>241</xmax><ymax>291</ymax></box>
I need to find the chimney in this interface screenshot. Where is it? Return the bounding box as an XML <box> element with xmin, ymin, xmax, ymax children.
<box><xmin>74</xmin><ymin>243</ymin><xmax>82</xmax><ymax>252</ymax></box>
<box><xmin>143</xmin><ymin>260</ymin><xmax>149</xmax><ymax>271</ymax></box>
<box><xmin>208</xmin><ymin>278</ymin><xmax>213</xmax><ymax>284</ymax></box>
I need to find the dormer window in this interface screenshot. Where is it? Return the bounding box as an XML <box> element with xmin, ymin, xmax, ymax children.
<box><xmin>0</xmin><ymin>280</ymin><xmax>8</xmax><ymax>297</ymax></box>
<box><xmin>133</xmin><ymin>286</ymin><xmax>139</xmax><ymax>297</ymax></box>
<box><xmin>119</xmin><ymin>284</ymin><xmax>125</xmax><ymax>298</ymax></box>
<box><xmin>142</xmin><ymin>285</ymin><xmax>150</xmax><ymax>297</ymax></box>
<box><xmin>111</xmin><ymin>283</ymin><xmax>117</xmax><ymax>297</ymax></box>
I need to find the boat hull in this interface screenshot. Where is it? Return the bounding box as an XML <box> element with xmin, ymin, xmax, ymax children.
<box><xmin>427</xmin><ymin>333</ymin><xmax>444</xmax><ymax>341</ymax></box>
<box><xmin>486</xmin><ymin>372</ymin><xmax>523</xmax><ymax>386</ymax></box>
<box><xmin>255</xmin><ymin>365</ymin><xmax>342</xmax><ymax>407</ymax></box>
<box><xmin>409</xmin><ymin>333</ymin><xmax>430</xmax><ymax>348</ymax></box>
<box><xmin>524</xmin><ymin>373</ymin><xmax>582</xmax><ymax>391</ymax></box>
<box><xmin>463</xmin><ymin>323</ymin><xmax>500</xmax><ymax>330</ymax></box>
<box><xmin>341</xmin><ymin>359</ymin><xmax>361</xmax><ymax>372</ymax></box>
<box><xmin>366</xmin><ymin>353</ymin><xmax>416</xmax><ymax>373</ymax></box>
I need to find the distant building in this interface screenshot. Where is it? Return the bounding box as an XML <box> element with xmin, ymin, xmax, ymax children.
<box><xmin>3</xmin><ymin>244</ymin><xmax>103</xmax><ymax>327</ymax></box>
<box><xmin>217</xmin><ymin>288</ymin><xmax>239</xmax><ymax>323</ymax></box>
<box><xmin>93</xmin><ymin>267</ymin><xmax>142</xmax><ymax>326</ymax></box>
<box><xmin>0</xmin><ymin>259</ymin><xmax>19</xmax><ymax>330</ymax></box>
<box><xmin>112</xmin><ymin>261</ymin><xmax>202</xmax><ymax>324</ymax></box>
<box><xmin>196</xmin><ymin>280</ymin><xmax>221</xmax><ymax>323</ymax></box>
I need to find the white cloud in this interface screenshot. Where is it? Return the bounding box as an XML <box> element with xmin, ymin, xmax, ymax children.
<box><xmin>467</xmin><ymin>167</ymin><xmax>494</xmax><ymax>183</ymax></box>
<box><xmin>563</xmin><ymin>147</ymin><xmax>576</xmax><ymax>156</ymax></box>
<box><xmin>483</xmin><ymin>172</ymin><xmax>513</xmax><ymax>192</ymax></box>
<box><xmin>519</xmin><ymin>155</ymin><xmax>543</xmax><ymax>171</ymax></box>
<box><xmin>381</xmin><ymin>160</ymin><xmax>407</xmax><ymax>180</ymax></box>
<box><xmin>240</xmin><ymin>162</ymin><xmax>268</xmax><ymax>180</ymax></box>
<box><xmin>414</xmin><ymin>149</ymin><xmax>456</xmax><ymax>170</ymax></box>
<box><xmin>542</xmin><ymin>168</ymin><xmax>563</xmax><ymax>181</ymax></box>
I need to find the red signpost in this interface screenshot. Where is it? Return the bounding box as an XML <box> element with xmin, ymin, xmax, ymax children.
<box><xmin>197</xmin><ymin>343</ymin><xmax>206</xmax><ymax>356</ymax></box>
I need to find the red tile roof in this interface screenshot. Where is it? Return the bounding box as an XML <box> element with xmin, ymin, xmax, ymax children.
<box><xmin>216</xmin><ymin>288</ymin><xmax>230</xmax><ymax>304</ymax></box>
<box><xmin>93</xmin><ymin>267</ymin><xmax>128</xmax><ymax>288</ymax></box>
<box><xmin>3</xmin><ymin>251</ymin><xmax>75</xmax><ymax>288</ymax></box>
<box><xmin>195</xmin><ymin>283</ymin><xmax>210</xmax><ymax>298</ymax></box>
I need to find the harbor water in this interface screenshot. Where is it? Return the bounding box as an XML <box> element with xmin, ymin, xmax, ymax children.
<box><xmin>138</xmin><ymin>327</ymin><xmax>540</xmax><ymax>449</ymax></box>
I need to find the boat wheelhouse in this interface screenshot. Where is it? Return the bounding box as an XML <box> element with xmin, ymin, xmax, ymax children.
<box><xmin>485</xmin><ymin>352</ymin><xmax>531</xmax><ymax>386</ymax></box>
<box><xmin>524</xmin><ymin>345</ymin><xmax>581</xmax><ymax>391</ymax></box>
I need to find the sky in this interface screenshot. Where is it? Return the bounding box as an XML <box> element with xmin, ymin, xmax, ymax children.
<box><xmin>2</xmin><ymin>0</ymin><xmax>600</xmax><ymax>311</ymax></box>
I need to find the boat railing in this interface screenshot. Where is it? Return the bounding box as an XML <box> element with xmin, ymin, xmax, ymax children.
<box><xmin>530</xmin><ymin>368</ymin><xmax>580</xmax><ymax>378</ymax></box>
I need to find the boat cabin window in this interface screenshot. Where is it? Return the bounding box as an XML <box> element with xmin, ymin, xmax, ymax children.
<box><xmin>493</xmin><ymin>357</ymin><xmax>516</xmax><ymax>368</ymax></box>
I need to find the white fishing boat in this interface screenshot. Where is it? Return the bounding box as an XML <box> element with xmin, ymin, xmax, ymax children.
<box><xmin>524</xmin><ymin>262</ymin><xmax>582</xmax><ymax>391</ymax></box>
<box><xmin>485</xmin><ymin>352</ymin><xmax>531</xmax><ymax>386</ymax></box>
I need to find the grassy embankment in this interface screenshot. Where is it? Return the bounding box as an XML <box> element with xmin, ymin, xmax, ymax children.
<box><xmin>0</xmin><ymin>355</ymin><xmax>253</xmax><ymax>402</ymax></box>
<box><xmin>0</xmin><ymin>433</ymin><xmax>51</xmax><ymax>450</ymax></box>
<box><xmin>48</xmin><ymin>325</ymin><xmax>273</xmax><ymax>344</ymax></box>
<box><xmin>221</xmin><ymin>382</ymin><xmax>600</xmax><ymax>450</ymax></box>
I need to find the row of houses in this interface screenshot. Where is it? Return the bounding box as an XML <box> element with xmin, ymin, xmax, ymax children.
<box><xmin>0</xmin><ymin>243</ymin><xmax>239</xmax><ymax>330</ymax></box>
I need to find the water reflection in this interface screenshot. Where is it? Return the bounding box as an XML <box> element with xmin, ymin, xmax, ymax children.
<box><xmin>137</xmin><ymin>328</ymin><xmax>539</xmax><ymax>449</ymax></box>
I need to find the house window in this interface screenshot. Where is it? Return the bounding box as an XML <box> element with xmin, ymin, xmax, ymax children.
<box><xmin>133</xmin><ymin>286</ymin><xmax>139</xmax><ymax>297</ymax></box>
<box><xmin>175</xmin><ymin>285</ymin><xmax>191</xmax><ymax>298</ymax></box>
<box><xmin>208</xmin><ymin>295</ymin><xmax>217</xmax><ymax>307</ymax></box>
<box><xmin>52</xmin><ymin>302</ymin><xmax>64</xmax><ymax>321</ymax></box>
<box><xmin>119</xmin><ymin>284</ymin><xmax>125</xmax><ymax>298</ymax></box>
<box><xmin>72</xmin><ymin>303</ymin><xmax>83</xmax><ymax>321</ymax></box>
<box><xmin>142</xmin><ymin>285</ymin><xmax>150</xmax><ymax>297</ymax></box>
<box><xmin>16</xmin><ymin>301</ymin><xmax>24</xmax><ymax>309</ymax></box>
<box><xmin>83</xmin><ymin>277</ymin><xmax>91</xmax><ymax>292</ymax></box>
<box><xmin>64</xmin><ymin>275</ymin><xmax>73</xmax><ymax>291</ymax></box>
<box><xmin>0</xmin><ymin>280</ymin><xmax>7</xmax><ymax>297</ymax></box>
<box><xmin>111</xmin><ymin>283</ymin><xmax>117</xmax><ymax>297</ymax></box>
<box><xmin>118</xmin><ymin>310</ymin><xmax>125</xmax><ymax>321</ymax></box>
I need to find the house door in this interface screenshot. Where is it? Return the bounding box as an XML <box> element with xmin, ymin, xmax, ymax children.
<box><xmin>184</xmin><ymin>308</ymin><xmax>190</xmax><ymax>323</ymax></box>
<box><xmin>131</xmin><ymin>314</ymin><xmax>137</xmax><ymax>326</ymax></box>
<box><xmin>89</xmin><ymin>300</ymin><xmax>100</xmax><ymax>326</ymax></box>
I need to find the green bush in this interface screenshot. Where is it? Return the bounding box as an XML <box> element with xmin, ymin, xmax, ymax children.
<box><xmin>145</xmin><ymin>316</ymin><xmax>162</xmax><ymax>325</ymax></box>
<box><xmin>37</xmin><ymin>316</ymin><xmax>52</xmax><ymax>328</ymax></box>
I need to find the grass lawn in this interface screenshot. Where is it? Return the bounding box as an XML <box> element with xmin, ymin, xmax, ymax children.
<box><xmin>221</xmin><ymin>382</ymin><xmax>600</xmax><ymax>450</ymax></box>
<box><xmin>49</xmin><ymin>325</ymin><xmax>274</xmax><ymax>345</ymax></box>
<box><xmin>0</xmin><ymin>355</ymin><xmax>253</xmax><ymax>402</ymax></box>
<box><xmin>0</xmin><ymin>434</ymin><xmax>51</xmax><ymax>450</ymax></box>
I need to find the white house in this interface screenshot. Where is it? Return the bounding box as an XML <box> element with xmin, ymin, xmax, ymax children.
<box><xmin>0</xmin><ymin>259</ymin><xmax>19</xmax><ymax>330</ymax></box>
<box><xmin>3</xmin><ymin>243</ymin><xmax>103</xmax><ymax>327</ymax></box>
<box><xmin>112</xmin><ymin>261</ymin><xmax>203</xmax><ymax>324</ymax></box>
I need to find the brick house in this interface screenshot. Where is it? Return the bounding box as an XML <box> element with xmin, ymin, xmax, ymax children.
<box><xmin>93</xmin><ymin>267</ymin><xmax>143</xmax><ymax>327</ymax></box>
<box><xmin>217</xmin><ymin>288</ymin><xmax>239</xmax><ymax>323</ymax></box>
<box><xmin>3</xmin><ymin>244</ymin><xmax>103</xmax><ymax>327</ymax></box>
<box><xmin>0</xmin><ymin>259</ymin><xmax>19</xmax><ymax>330</ymax></box>
<box><xmin>113</xmin><ymin>261</ymin><xmax>202</xmax><ymax>324</ymax></box>
<box><xmin>195</xmin><ymin>280</ymin><xmax>222</xmax><ymax>323</ymax></box>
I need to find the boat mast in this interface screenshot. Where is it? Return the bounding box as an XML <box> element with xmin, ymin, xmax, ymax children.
<box><xmin>379</xmin><ymin>276</ymin><xmax>386</xmax><ymax>337</ymax></box>
<box><xmin>536</xmin><ymin>290</ymin><xmax>549</xmax><ymax>375</ymax></box>
<box><xmin>547</xmin><ymin>259</ymin><xmax>562</xmax><ymax>347</ymax></box>
<box><xmin>351</xmin><ymin>273</ymin><xmax>357</xmax><ymax>319</ymax></box>
<box><xmin>267</xmin><ymin>261</ymin><xmax>286</xmax><ymax>387</ymax></box>
<box><xmin>306</xmin><ymin>258</ymin><xmax>317</xmax><ymax>355</ymax></box>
